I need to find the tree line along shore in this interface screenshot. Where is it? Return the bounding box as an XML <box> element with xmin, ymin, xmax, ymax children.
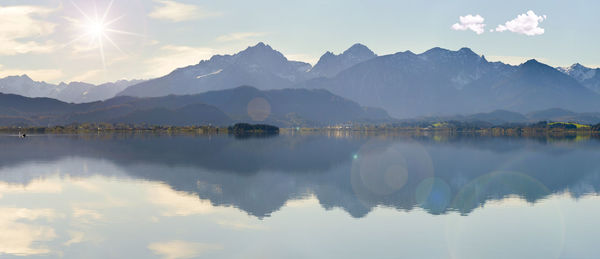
<box><xmin>0</xmin><ymin>123</ymin><xmax>279</xmax><ymax>135</ymax></box>
<box><xmin>0</xmin><ymin>121</ymin><xmax>599</xmax><ymax>135</ymax></box>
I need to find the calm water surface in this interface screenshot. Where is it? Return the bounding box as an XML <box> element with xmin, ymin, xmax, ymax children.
<box><xmin>0</xmin><ymin>133</ymin><xmax>599</xmax><ymax>258</ymax></box>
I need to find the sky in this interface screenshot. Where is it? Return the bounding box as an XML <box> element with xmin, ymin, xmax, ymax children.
<box><xmin>0</xmin><ymin>0</ymin><xmax>598</xmax><ymax>84</ymax></box>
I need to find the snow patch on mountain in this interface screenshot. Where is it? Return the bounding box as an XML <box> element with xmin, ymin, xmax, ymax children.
<box><xmin>196</xmin><ymin>69</ymin><xmax>223</xmax><ymax>79</ymax></box>
<box><xmin>557</xmin><ymin>63</ymin><xmax>600</xmax><ymax>93</ymax></box>
<box><xmin>558</xmin><ymin>63</ymin><xmax>597</xmax><ymax>81</ymax></box>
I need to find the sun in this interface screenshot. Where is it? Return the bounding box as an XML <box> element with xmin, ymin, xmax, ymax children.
<box><xmin>88</xmin><ymin>21</ymin><xmax>106</xmax><ymax>39</ymax></box>
<box><xmin>65</xmin><ymin>0</ymin><xmax>139</xmax><ymax>68</ymax></box>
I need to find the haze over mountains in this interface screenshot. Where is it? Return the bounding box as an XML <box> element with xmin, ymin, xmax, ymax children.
<box><xmin>1</xmin><ymin>42</ymin><xmax>600</xmax><ymax>125</ymax></box>
<box><xmin>0</xmin><ymin>86</ymin><xmax>388</xmax><ymax>127</ymax></box>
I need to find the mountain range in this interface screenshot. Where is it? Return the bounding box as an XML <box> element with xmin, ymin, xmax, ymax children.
<box><xmin>0</xmin><ymin>75</ymin><xmax>143</xmax><ymax>103</ymax></box>
<box><xmin>301</xmin><ymin>49</ymin><xmax>600</xmax><ymax>118</ymax></box>
<box><xmin>119</xmin><ymin>42</ymin><xmax>600</xmax><ymax>118</ymax></box>
<box><xmin>1</xmin><ymin>42</ymin><xmax>599</xmax><ymax>123</ymax></box>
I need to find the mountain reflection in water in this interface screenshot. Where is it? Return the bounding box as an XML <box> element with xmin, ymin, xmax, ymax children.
<box><xmin>1</xmin><ymin>133</ymin><xmax>599</xmax><ymax>219</ymax></box>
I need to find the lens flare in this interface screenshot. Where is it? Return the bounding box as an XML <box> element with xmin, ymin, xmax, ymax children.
<box><xmin>247</xmin><ymin>97</ymin><xmax>271</xmax><ymax>121</ymax></box>
<box><xmin>350</xmin><ymin>139</ymin><xmax>435</xmax><ymax>211</ymax></box>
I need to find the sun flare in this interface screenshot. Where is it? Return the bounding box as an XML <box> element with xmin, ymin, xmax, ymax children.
<box><xmin>87</xmin><ymin>21</ymin><xmax>106</xmax><ymax>39</ymax></box>
<box><xmin>66</xmin><ymin>0</ymin><xmax>139</xmax><ymax>68</ymax></box>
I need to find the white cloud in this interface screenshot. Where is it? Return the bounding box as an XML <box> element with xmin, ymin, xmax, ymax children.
<box><xmin>148</xmin><ymin>0</ymin><xmax>220</xmax><ymax>22</ymax></box>
<box><xmin>148</xmin><ymin>240</ymin><xmax>223</xmax><ymax>259</ymax></box>
<box><xmin>495</xmin><ymin>10</ymin><xmax>547</xmax><ymax>36</ymax></box>
<box><xmin>0</xmin><ymin>64</ymin><xmax>64</xmax><ymax>82</ymax></box>
<box><xmin>0</xmin><ymin>5</ymin><xmax>57</xmax><ymax>55</ymax></box>
<box><xmin>451</xmin><ymin>14</ymin><xmax>486</xmax><ymax>35</ymax></box>
<box><xmin>144</xmin><ymin>45</ymin><xmax>216</xmax><ymax>77</ymax></box>
<box><xmin>216</xmin><ymin>32</ymin><xmax>266</xmax><ymax>42</ymax></box>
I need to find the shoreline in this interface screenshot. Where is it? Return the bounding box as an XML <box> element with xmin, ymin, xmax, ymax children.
<box><xmin>1</xmin><ymin>125</ymin><xmax>599</xmax><ymax>138</ymax></box>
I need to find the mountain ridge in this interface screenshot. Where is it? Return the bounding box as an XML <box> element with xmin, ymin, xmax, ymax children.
<box><xmin>309</xmin><ymin>43</ymin><xmax>377</xmax><ymax>78</ymax></box>
<box><xmin>299</xmin><ymin>47</ymin><xmax>600</xmax><ymax>118</ymax></box>
<box><xmin>118</xmin><ymin>42</ymin><xmax>313</xmax><ymax>98</ymax></box>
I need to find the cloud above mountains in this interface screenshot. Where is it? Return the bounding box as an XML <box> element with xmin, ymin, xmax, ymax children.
<box><xmin>452</xmin><ymin>10</ymin><xmax>547</xmax><ymax>36</ymax></box>
<box><xmin>216</xmin><ymin>32</ymin><xmax>267</xmax><ymax>42</ymax></box>
<box><xmin>0</xmin><ymin>65</ymin><xmax>63</xmax><ymax>81</ymax></box>
<box><xmin>451</xmin><ymin>14</ymin><xmax>486</xmax><ymax>35</ymax></box>
<box><xmin>0</xmin><ymin>5</ymin><xmax>57</xmax><ymax>55</ymax></box>
<box><xmin>148</xmin><ymin>0</ymin><xmax>220</xmax><ymax>22</ymax></box>
<box><xmin>495</xmin><ymin>11</ymin><xmax>547</xmax><ymax>36</ymax></box>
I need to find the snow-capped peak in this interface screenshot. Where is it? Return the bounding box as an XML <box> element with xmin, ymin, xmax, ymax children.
<box><xmin>557</xmin><ymin>63</ymin><xmax>597</xmax><ymax>81</ymax></box>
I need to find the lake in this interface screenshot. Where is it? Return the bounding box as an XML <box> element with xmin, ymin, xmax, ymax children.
<box><xmin>0</xmin><ymin>132</ymin><xmax>599</xmax><ymax>258</ymax></box>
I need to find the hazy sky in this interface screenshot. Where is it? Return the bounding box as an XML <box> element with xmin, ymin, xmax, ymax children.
<box><xmin>1</xmin><ymin>0</ymin><xmax>598</xmax><ymax>84</ymax></box>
